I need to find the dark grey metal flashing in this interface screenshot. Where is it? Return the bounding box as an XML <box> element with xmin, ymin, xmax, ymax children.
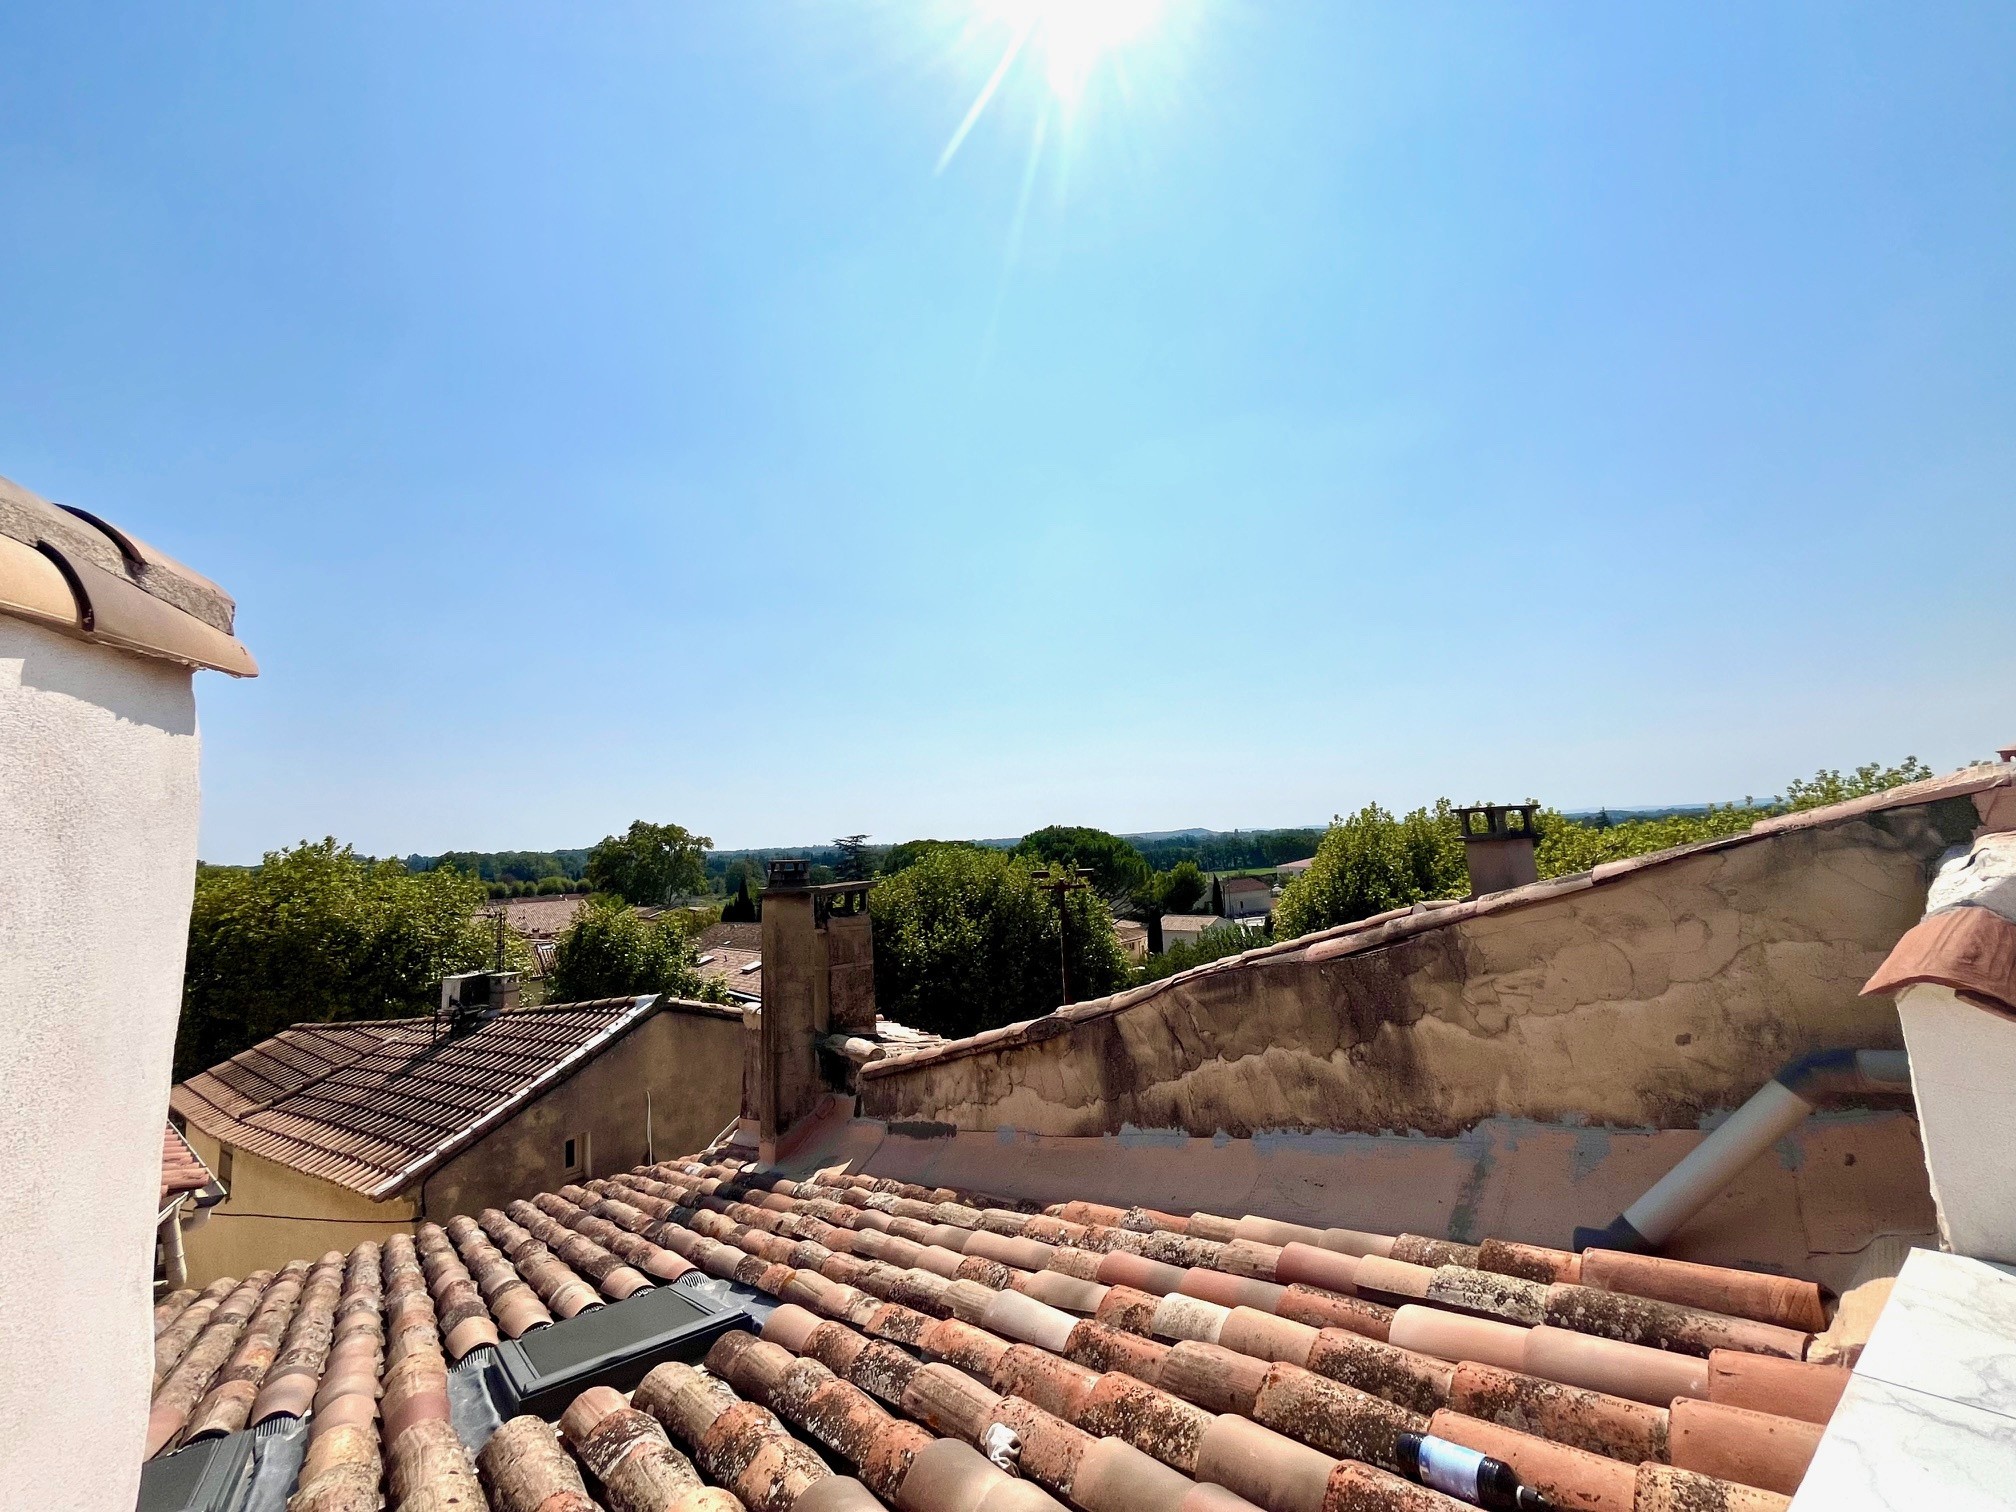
<box><xmin>448</xmin><ymin>1344</ymin><xmax>512</xmax><ymax>1457</ymax></box>
<box><xmin>240</xmin><ymin>1418</ymin><xmax>309</xmax><ymax>1512</ymax></box>
<box><xmin>135</xmin><ymin>1430</ymin><xmax>256</xmax><ymax>1512</ymax></box>
<box><xmin>492</xmin><ymin>1276</ymin><xmax>750</xmax><ymax>1420</ymax></box>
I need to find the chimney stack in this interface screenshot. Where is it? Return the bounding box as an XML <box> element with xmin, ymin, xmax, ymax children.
<box><xmin>1457</xmin><ymin>802</ymin><xmax>1541</xmax><ymax>897</ymax></box>
<box><xmin>438</xmin><ymin>970</ymin><xmax>520</xmax><ymax>1038</ymax></box>
<box><xmin>748</xmin><ymin>859</ymin><xmax>876</xmax><ymax>1160</ymax></box>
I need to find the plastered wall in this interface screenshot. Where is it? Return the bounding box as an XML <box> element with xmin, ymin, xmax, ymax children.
<box><xmin>425</xmin><ymin>1004</ymin><xmax>745</xmax><ymax>1219</ymax></box>
<box><xmin>0</xmin><ymin>621</ymin><xmax>202</xmax><ymax>1512</ymax></box>
<box><xmin>863</xmin><ymin>810</ymin><xmax>1962</xmax><ymax>1139</ymax></box>
<box><xmin>178</xmin><ymin>1133</ymin><xmax>419</xmax><ymax>1286</ymax></box>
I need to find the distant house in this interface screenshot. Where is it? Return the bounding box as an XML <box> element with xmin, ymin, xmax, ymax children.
<box><xmin>1276</xmin><ymin>857</ymin><xmax>1314</xmax><ymax>881</ymax></box>
<box><xmin>1113</xmin><ymin>918</ymin><xmax>1149</xmax><ymax>961</ymax></box>
<box><xmin>499</xmin><ymin>893</ymin><xmax>588</xmax><ymax>938</ymax></box>
<box><xmin>170</xmin><ymin>991</ymin><xmax>745</xmax><ymax>1281</ymax></box>
<box><xmin>1217</xmin><ymin>874</ymin><xmax>1274</xmax><ymax>919</ymax></box>
<box><xmin>696</xmin><ymin>944</ymin><xmax>765</xmax><ymax>1002</ymax></box>
<box><xmin>1160</xmin><ymin>914</ymin><xmax>1219</xmax><ymax>951</ymax></box>
<box><xmin>693</xmin><ymin>921</ymin><xmax>766</xmax><ymax>1000</ymax></box>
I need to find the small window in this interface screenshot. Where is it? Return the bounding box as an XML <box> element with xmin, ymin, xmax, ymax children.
<box><xmin>562</xmin><ymin>1132</ymin><xmax>590</xmax><ymax>1178</ymax></box>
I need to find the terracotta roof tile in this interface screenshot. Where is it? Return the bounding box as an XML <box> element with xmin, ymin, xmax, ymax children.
<box><xmin>159</xmin><ymin>1122</ymin><xmax>219</xmax><ymax>1215</ymax></box>
<box><xmin>0</xmin><ymin>471</ymin><xmax>255</xmax><ymax>673</ymax></box>
<box><xmin>170</xmin><ymin>997</ymin><xmax>661</xmax><ymax>1197</ymax></box>
<box><xmin>132</xmin><ymin>1137</ymin><xmax>1896</xmax><ymax>1505</ymax></box>
<box><xmin>697</xmin><ymin>945</ymin><xmax>764</xmax><ymax>1001</ymax></box>
<box><xmin>1862</xmin><ymin>903</ymin><xmax>2016</xmax><ymax>1019</ymax></box>
<box><xmin>697</xmin><ymin>922</ymin><xmax>764</xmax><ymax>952</ymax></box>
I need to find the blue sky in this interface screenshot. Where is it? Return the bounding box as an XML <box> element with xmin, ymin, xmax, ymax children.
<box><xmin>4</xmin><ymin>2</ymin><xmax>2011</xmax><ymax>862</ymax></box>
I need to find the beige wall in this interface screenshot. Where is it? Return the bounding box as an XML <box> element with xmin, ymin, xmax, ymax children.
<box><xmin>425</xmin><ymin>1003</ymin><xmax>745</xmax><ymax>1220</ymax></box>
<box><xmin>182</xmin><ymin>1004</ymin><xmax>746</xmax><ymax>1281</ymax></box>
<box><xmin>761</xmin><ymin>891</ymin><xmax>824</xmax><ymax>1138</ymax></box>
<box><xmin>1220</xmin><ymin>881</ymin><xmax>1271</xmax><ymax>919</ymax></box>
<box><xmin>865</xmin><ymin>809</ymin><xmax>1962</xmax><ymax>1139</ymax></box>
<box><xmin>0</xmin><ymin>622</ymin><xmax>203</xmax><ymax>1512</ymax></box>
<box><xmin>179</xmin><ymin>1132</ymin><xmax>419</xmax><ymax>1287</ymax></box>
<box><xmin>853</xmin><ymin>806</ymin><xmax>1974</xmax><ymax>1279</ymax></box>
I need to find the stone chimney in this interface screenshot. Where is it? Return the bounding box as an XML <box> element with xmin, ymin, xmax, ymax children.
<box><xmin>748</xmin><ymin>859</ymin><xmax>876</xmax><ymax>1158</ymax></box>
<box><xmin>1457</xmin><ymin>801</ymin><xmax>1541</xmax><ymax>896</ymax></box>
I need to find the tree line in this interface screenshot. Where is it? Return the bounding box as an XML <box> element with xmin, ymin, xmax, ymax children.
<box><xmin>175</xmin><ymin>756</ymin><xmax>1937</xmax><ymax>1077</ymax></box>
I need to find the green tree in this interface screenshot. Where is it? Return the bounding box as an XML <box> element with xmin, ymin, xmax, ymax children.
<box><xmin>1013</xmin><ymin>825</ymin><xmax>1152</xmax><ymax>898</ymax></box>
<box><xmin>1783</xmin><ymin>757</ymin><xmax>1934</xmax><ymax>811</ymax></box>
<box><xmin>1534</xmin><ymin>803</ymin><xmax>1762</xmax><ymax>877</ymax></box>
<box><xmin>834</xmin><ymin>834</ymin><xmax>873</xmax><ymax>883</ymax></box>
<box><xmin>1134</xmin><ymin>920</ymin><xmax>1269</xmax><ymax>986</ymax></box>
<box><xmin>871</xmin><ymin>846</ymin><xmax>1128</xmax><ymax>1039</ymax></box>
<box><xmin>1272</xmin><ymin>801</ymin><xmax>1468</xmax><ymax>939</ymax></box>
<box><xmin>584</xmin><ymin>820</ymin><xmax>714</xmax><ymax>905</ymax></box>
<box><xmin>177</xmin><ymin>840</ymin><xmax>511</xmax><ymax>1078</ymax></box>
<box><xmin>546</xmin><ymin>897</ymin><xmax>727</xmax><ymax>1003</ymax></box>
<box><xmin>1153</xmin><ymin>860</ymin><xmax>1207</xmax><ymax>915</ymax></box>
<box><xmin>880</xmin><ymin>839</ymin><xmax>980</xmax><ymax>874</ymax></box>
<box><xmin>721</xmin><ymin>875</ymin><xmax>759</xmax><ymax>923</ymax></box>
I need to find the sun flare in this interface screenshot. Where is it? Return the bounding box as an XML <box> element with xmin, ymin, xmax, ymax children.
<box><xmin>938</xmin><ymin>0</ymin><xmax>1175</xmax><ymax>171</ymax></box>
<box><xmin>980</xmin><ymin>0</ymin><xmax>1167</xmax><ymax>103</ymax></box>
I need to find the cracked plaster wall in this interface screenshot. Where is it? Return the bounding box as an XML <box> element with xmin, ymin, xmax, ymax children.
<box><xmin>862</xmin><ymin>809</ymin><xmax>1966</xmax><ymax>1140</ymax></box>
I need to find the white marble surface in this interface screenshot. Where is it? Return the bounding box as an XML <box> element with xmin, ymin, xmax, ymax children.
<box><xmin>1792</xmin><ymin>1248</ymin><xmax>2016</xmax><ymax>1510</ymax></box>
<box><xmin>1856</xmin><ymin>1249</ymin><xmax>2016</xmax><ymax>1414</ymax></box>
<box><xmin>1794</xmin><ymin>1375</ymin><xmax>2016</xmax><ymax>1510</ymax></box>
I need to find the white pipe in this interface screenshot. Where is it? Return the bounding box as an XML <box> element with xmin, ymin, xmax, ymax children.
<box><xmin>160</xmin><ymin>1210</ymin><xmax>188</xmax><ymax>1290</ymax></box>
<box><xmin>1620</xmin><ymin>1079</ymin><xmax>1814</xmax><ymax>1246</ymax></box>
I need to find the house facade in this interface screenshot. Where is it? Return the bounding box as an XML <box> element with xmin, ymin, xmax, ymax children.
<box><xmin>172</xmin><ymin>993</ymin><xmax>746</xmax><ymax>1282</ymax></box>
<box><xmin>1217</xmin><ymin>873</ymin><xmax>1274</xmax><ymax>918</ymax></box>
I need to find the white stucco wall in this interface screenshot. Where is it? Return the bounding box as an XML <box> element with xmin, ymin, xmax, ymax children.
<box><xmin>1897</xmin><ymin>982</ymin><xmax>2016</xmax><ymax>1263</ymax></box>
<box><xmin>0</xmin><ymin>618</ymin><xmax>202</xmax><ymax>1512</ymax></box>
<box><xmin>1220</xmin><ymin>882</ymin><xmax>1272</xmax><ymax>918</ymax></box>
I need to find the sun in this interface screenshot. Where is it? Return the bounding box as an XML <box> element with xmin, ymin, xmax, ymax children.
<box><xmin>979</xmin><ymin>0</ymin><xmax>1167</xmax><ymax>104</ymax></box>
<box><xmin>938</xmin><ymin>0</ymin><xmax>1175</xmax><ymax>172</ymax></box>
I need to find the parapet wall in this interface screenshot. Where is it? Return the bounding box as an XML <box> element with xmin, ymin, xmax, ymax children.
<box><xmin>861</xmin><ymin>794</ymin><xmax>1988</xmax><ymax>1140</ymax></box>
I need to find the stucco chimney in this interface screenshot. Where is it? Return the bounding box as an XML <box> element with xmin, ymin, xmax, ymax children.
<box><xmin>1863</xmin><ymin>828</ymin><xmax>2016</xmax><ymax>1263</ymax></box>
<box><xmin>750</xmin><ymin>859</ymin><xmax>876</xmax><ymax>1157</ymax></box>
<box><xmin>1457</xmin><ymin>802</ymin><xmax>1542</xmax><ymax>896</ymax></box>
<box><xmin>0</xmin><ymin>472</ymin><xmax>256</xmax><ymax>1512</ymax></box>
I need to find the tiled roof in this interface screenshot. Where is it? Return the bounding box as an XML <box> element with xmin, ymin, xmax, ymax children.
<box><xmin>697</xmin><ymin>946</ymin><xmax>764</xmax><ymax>1001</ymax></box>
<box><xmin>159</xmin><ymin>1123</ymin><xmax>220</xmax><ymax>1217</ymax></box>
<box><xmin>170</xmin><ymin>998</ymin><xmax>663</xmax><ymax>1198</ymax></box>
<box><xmin>0</xmin><ymin>471</ymin><xmax>255</xmax><ymax>675</ymax></box>
<box><xmin>697</xmin><ymin>921</ymin><xmax>764</xmax><ymax>952</ymax></box>
<box><xmin>1220</xmin><ymin>875</ymin><xmax>1272</xmax><ymax>893</ymax></box>
<box><xmin>500</xmin><ymin>893</ymin><xmax>589</xmax><ymax>938</ymax></box>
<box><xmin>140</xmin><ymin>1145</ymin><xmax>1870</xmax><ymax>1507</ymax></box>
